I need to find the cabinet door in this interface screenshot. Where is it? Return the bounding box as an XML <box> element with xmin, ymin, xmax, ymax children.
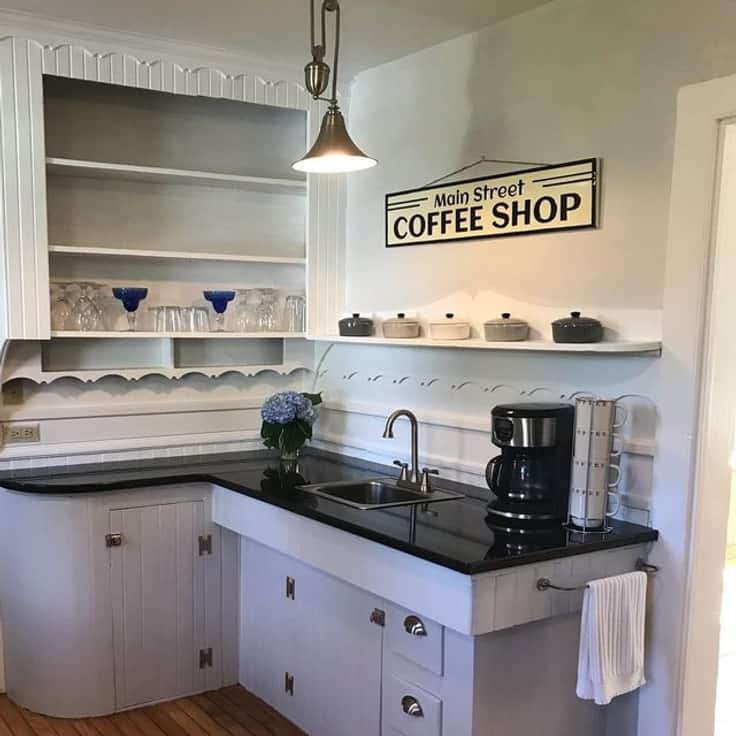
<box><xmin>241</xmin><ymin>541</ymin><xmax>383</xmax><ymax>736</ymax></box>
<box><xmin>241</xmin><ymin>540</ymin><xmax>301</xmax><ymax>718</ymax></box>
<box><xmin>308</xmin><ymin>569</ymin><xmax>384</xmax><ymax>736</ymax></box>
<box><xmin>109</xmin><ymin>501</ymin><xmax>207</xmax><ymax>709</ymax></box>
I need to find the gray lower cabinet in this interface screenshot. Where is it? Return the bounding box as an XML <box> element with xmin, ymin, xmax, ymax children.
<box><xmin>241</xmin><ymin>540</ymin><xmax>383</xmax><ymax>736</ymax></box>
<box><xmin>0</xmin><ymin>483</ymin><xmax>237</xmax><ymax>717</ymax></box>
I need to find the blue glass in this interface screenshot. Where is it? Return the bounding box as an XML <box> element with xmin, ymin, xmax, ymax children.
<box><xmin>203</xmin><ymin>290</ymin><xmax>236</xmax><ymax>331</ymax></box>
<box><xmin>112</xmin><ymin>287</ymin><xmax>148</xmax><ymax>331</ymax></box>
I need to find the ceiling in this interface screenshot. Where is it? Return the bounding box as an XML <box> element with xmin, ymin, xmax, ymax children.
<box><xmin>0</xmin><ymin>0</ymin><xmax>554</xmax><ymax>78</ymax></box>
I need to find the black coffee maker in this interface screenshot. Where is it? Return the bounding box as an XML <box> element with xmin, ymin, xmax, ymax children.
<box><xmin>485</xmin><ymin>403</ymin><xmax>574</xmax><ymax>526</ymax></box>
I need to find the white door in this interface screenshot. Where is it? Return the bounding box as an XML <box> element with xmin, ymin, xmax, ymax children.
<box><xmin>241</xmin><ymin>540</ymin><xmax>383</xmax><ymax>736</ymax></box>
<box><xmin>308</xmin><ymin>568</ymin><xmax>384</xmax><ymax>736</ymax></box>
<box><xmin>109</xmin><ymin>501</ymin><xmax>207</xmax><ymax>709</ymax></box>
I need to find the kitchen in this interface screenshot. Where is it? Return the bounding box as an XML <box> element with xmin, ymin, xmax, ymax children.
<box><xmin>0</xmin><ymin>1</ymin><xmax>732</xmax><ymax>736</ymax></box>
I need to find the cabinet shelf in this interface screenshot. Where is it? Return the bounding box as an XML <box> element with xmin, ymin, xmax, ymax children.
<box><xmin>315</xmin><ymin>335</ymin><xmax>662</xmax><ymax>355</ymax></box>
<box><xmin>4</xmin><ymin>362</ymin><xmax>307</xmax><ymax>385</ymax></box>
<box><xmin>50</xmin><ymin>331</ymin><xmax>307</xmax><ymax>339</ymax></box>
<box><xmin>46</xmin><ymin>157</ymin><xmax>307</xmax><ymax>194</ymax></box>
<box><xmin>49</xmin><ymin>245</ymin><xmax>306</xmax><ymax>266</ymax></box>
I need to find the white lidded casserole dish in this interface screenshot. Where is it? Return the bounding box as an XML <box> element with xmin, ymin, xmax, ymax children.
<box><xmin>383</xmin><ymin>313</ymin><xmax>420</xmax><ymax>339</ymax></box>
<box><xmin>483</xmin><ymin>313</ymin><xmax>529</xmax><ymax>342</ymax></box>
<box><xmin>429</xmin><ymin>313</ymin><xmax>471</xmax><ymax>340</ymax></box>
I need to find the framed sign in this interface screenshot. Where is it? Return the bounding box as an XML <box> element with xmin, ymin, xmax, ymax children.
<box><xmin>385</xmin><ymin>158</ymin><xmax>599</xmax><ymax>247</ymax></box>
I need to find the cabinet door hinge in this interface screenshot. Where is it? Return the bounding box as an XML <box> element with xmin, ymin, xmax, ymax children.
<box><xmin>199</xmin><ymin>648</ymin><xmax>213</xmax><ymax>669</ymax></box>
<box><xmin>370</xmin><ymin>608</ymin><xmax>386</xmax><ymax>627</ymax></box>
<box><xmin>198</xmin><ymin>535</ymin><xmax>212</xmax><ymax>556</ymax></box>
<box><xmin>284</xmin><ymin>671</ymin><xmax>294</xmax><ymax>696</ymax></box>
<box><xmin>286</xmin><ymin>576</ymin><xmax>296</xmax><ymax>600</ymax></box>
<box><xmin>105</xmin><ymin>533</ymin><xmax>123</xmax><ymax>548</ymax></box>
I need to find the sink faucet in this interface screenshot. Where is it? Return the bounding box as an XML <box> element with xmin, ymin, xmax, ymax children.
<box><xmin>382</xmin><ymin>409</ymin><xmax>422</xmax><ymax>488</ymax></box>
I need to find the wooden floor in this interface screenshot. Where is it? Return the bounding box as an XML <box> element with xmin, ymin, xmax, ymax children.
<box><xmin>0</xmin><ymin>686</ymin><xmax>305</xmax><ymax>736</ymax></box>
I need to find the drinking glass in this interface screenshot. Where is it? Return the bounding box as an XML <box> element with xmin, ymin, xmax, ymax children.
<box><xmin>112</xmin><ymin>287</ymin><xmax>149</xmax><ymax>331</ymax></box>
<box><xmin>203</xmin><ymin>290</ymin><xmax>236</xmax><ymax>331</ymax></box>
<box><xmin>284</xmin><ymin>295</ymin><xmax>306</xmax><ymax>332</ymax></box>
<box><xmin>50</xmin><ymin>282</ymin><xmax>72</xmax><ymax>331</ymax></box>
<box><xmin>68</xmin><ymin>282</ymin><xmax>104</xmax><ymax>331</ymax></box>
<box><xmin>255</xmin><ymin>288</ymin><xmax>279</xmax><ymax>332</ymax></box>
<box><xmin>155</xmin><ymin>306</ymin><xmax>184</xmax><ymax>333</ymax></box>
<box><xmin>230</xmin><ymin>289</ymin><xmax>260</xmax><ymax>332</ymax></box>
<box><xmin>181</xmin><ymin>306</ymin><xmax>210</xmax><ymax>332</ymax></box>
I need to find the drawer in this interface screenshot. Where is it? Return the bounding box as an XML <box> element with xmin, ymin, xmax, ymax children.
<box><xmin>385</xmin><ymin>674</ymin><xmax>442</xmax><ymax>736</ymax></box>
<box><xmin>386</xmin><ymin>603</ymin><xmax>444</xmax><ymax>675</ymax></box>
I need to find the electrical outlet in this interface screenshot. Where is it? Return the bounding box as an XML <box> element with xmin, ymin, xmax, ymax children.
<box><xmin>3</xmin><ymin>424</ymin><xmax>40</xmax><ymax>444</ymax></box>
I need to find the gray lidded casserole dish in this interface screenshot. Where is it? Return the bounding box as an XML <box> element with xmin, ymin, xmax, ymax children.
<box><xmin>338</xmin><ymin>313</ymin><xmax>374</xmax><ymax>337</ymax></box>
<box><xmin>551</xmin><ymin>311</ymin><xmax>603</xmax><ymax>343</ymax></box>
<box><xmin>483</xmin><ymin>313</ymin><xmax>529</xmax><ymax>342</ymax></box>
<box><xmin>383</xmin><ymin>313</ymin><xmax>420</xmax><ymax>339</ymax></box>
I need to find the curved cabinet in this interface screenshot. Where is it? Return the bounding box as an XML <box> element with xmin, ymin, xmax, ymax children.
<box><xmin>0</xmin><ymin>483</ymin><xmax>237</xmax><ymax>717</ymax></box>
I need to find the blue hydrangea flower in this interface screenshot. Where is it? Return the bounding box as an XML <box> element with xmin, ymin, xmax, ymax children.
<box><xmin>261</xmin><ymin>391</ymin><xmax>318</xmax><ymax>426</ymax></box>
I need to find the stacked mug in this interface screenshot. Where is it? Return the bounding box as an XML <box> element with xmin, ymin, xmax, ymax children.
<box><xmin>569</xmin><ymin>398</ymin><xmax>626</xmax><ymax>530</ymax></box>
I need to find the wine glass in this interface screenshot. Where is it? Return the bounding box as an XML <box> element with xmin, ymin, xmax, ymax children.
<box><xmin>68</xmin><ymin>282</ymin><xmax>104</xmax><ymax>331</ymax></box>
<box><xmin>284</xmin><ymin>295</ymin><xmax>306</xmax><ymax>332</ymax></box>
<box><xmin>50</xmin><ymin>282</ymin><xmax>72</xmax><ymax>331</ymax></box>
<box><xmin>112</xmin><ymin>287</ymin><xmax>149</xmax><ymax>331</ymax></box>
<box><xmin>203</xmin><ymin>290</ymin><xmax>235</xmax><ymax>331</ymax></box>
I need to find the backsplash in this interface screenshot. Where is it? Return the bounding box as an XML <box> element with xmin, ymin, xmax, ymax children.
<box><xmin>312</xmin><ymin>342</ymin><xmax>657</xmax><ymax>525</ymax></box>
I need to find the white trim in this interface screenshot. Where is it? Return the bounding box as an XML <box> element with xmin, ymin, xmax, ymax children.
<box><xmin>321</xmin><ymin>400</ymin><xmax>655</xmax><ymax>457</ymax></box>
<box><xmin>0</xmin><ymin>9</ymin><xmax>304</xmax><ymax>83</ymax></box>
<box><xmin>0</xmin><ymin>429</ymin><xmax>262</xmax><ymax>460</ymax></box>
<box><xmin>0</xmin><ymin>397</ymin><xmax>265</xmax><ymax>421</ymax></box>
<box><xmin>653</xmin><ymin>73</ymin><xmax>736</xmax><ymax>736</ymax></box>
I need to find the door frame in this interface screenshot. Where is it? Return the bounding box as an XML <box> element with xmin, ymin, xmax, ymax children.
<box><xmin>653</xmin><ymin>72</ymin><xmax>736</xmax><ymax>736</ymax></box>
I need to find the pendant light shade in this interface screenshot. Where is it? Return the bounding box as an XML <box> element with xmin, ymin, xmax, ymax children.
<box><xmin>293</xmin><ymin>107</ymin><xmax>377</xmax><ymax>173</ymax></box>
<box><xmin>295</xmin><ymin>0</ymin><xmax>377</xmax><ymax>174</ymax></box>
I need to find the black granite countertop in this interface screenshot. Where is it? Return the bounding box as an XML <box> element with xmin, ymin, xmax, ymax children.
<box><xmin>0</xmin><ymin>448</ymin><xmax>658</xmax><ymax>574</ymax></box>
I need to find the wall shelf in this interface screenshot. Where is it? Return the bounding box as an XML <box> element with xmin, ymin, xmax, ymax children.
<box><xmin>50</xmin><ymin>331</ymin><xmax>307</xmax><ymax>339</ymax></box>
<box><xmin>46</xmin><ymin>157</ymin><xmax>307</xmax><ymax>194</ymax></box>
<box><xmin>49</xmin><ymin>245</ymin><xmax>306</xmax><ymax>266</ymax></box>
<box><xmin>314</xmin><ymin>335</ymin><xmax>662</xmax><ymax>355</ymax></box>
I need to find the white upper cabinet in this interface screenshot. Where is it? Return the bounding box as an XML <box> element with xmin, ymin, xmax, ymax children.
<box><xmin>0</xmin><ymin>32</ymin><xmax>346</xmax><ymax>379</ymax></box>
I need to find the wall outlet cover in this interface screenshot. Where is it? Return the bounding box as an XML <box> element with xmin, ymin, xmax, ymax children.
<box><xmin>4</xmin><ymin>424</ymin><xmax>40</xmax><ymax>443</ymax></box>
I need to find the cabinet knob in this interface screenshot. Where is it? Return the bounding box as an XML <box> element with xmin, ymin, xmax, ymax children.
<box><xmin>403</xmin><ymin>614</ymin><xmax>427</xmax><ymax>637</ymax></box>
<box><xmin>401</xmin><ymin>695</ymin><xmax>424</xmax><ymax>717</ymax></box>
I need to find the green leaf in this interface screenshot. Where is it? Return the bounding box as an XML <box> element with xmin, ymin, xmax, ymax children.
<box><xmin>280</xmin><ymin>423</ymin><xmax>307</xmax><ymax>454</ymax></box>
<box><xmin>303</xmin><ymin>392</ymin><xmax>323</xmax><ymax>407</ymax></box>
<box><xmin>261</xmin><ymin>421</ymin><xmax>283</xmax><ymax>450</ymax></box>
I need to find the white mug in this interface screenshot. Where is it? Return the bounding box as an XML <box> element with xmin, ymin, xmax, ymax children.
<box><xmin>572</xmin><ymin>458</ymin><xmax>622</xmax><ymax>490</ymax></box>
<box><xmin>569</xmin><ymin>488</ymin><xmax>621</xmax><ymax>529</ymax></box>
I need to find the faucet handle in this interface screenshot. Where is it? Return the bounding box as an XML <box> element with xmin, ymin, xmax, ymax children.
<box><xmin>393</xmin><ymin>460</ymin><xmax>410</xmax><ymax>482</ymax></box>
<box><xmin>420</xmin><ymin>468</ymin><xmax>440</xmax><ymax>493</ymax></box>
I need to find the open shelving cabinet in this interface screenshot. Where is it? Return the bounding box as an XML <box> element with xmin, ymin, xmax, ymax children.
<box><xmin>9</xmin><ymin>72</ymin><xmax>316</xmax><ymax>383</ymax></box>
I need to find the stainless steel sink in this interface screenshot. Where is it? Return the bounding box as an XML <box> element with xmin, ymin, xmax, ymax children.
<box><xmin>297</xmin><ymin>478</ymin><xmax>463</xmax><ymax>510</ymax></box>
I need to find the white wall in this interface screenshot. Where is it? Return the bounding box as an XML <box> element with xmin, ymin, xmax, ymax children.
<box><xmin>341</xmin><ymin>0</ymin><xmax>736</xmax><ymax>340</ymax></box>
<box><xmin>310</xmin><ymin>1</ymin><xmax>736</xmax><ymax>734</ymax></box>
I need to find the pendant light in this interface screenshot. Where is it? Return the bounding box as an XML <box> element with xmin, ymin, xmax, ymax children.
<box><xmin>293</xmin><ymin>0</ymin><xmax>377</xmax><ymax>174</ymax></box>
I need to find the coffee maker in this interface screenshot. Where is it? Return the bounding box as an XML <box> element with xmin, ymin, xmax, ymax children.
<box><xmin>485</xmin><ymin>403</ymin><xmax>574</xmax><ymax>526</ymax></box>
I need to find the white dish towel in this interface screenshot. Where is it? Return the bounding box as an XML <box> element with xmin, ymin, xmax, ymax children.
<box><xmin>576</xmin><ymin>570</ymin><xmax>647</xmax><ymax>705</ymax></box>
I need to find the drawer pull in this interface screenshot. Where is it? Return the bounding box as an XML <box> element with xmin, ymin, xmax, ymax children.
<box><xmin>401</xmin><ymin>695</ymin><xmax>424</xmax><ymax>717</ymax></box>
<box><xmin>403</xmin><ymin>615</ymin><xmax>428</xmax><ymax>637</ymax></box>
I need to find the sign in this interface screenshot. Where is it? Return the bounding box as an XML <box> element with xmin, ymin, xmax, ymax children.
<box><xmin>385</xmin><ymin>158</ymin><xmax>599</xmax><ymax>247</ymax></box>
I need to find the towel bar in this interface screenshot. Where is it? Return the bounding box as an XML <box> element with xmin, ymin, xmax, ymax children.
<box><xmin>536</xmin><ymin>558</ymin><xmax>659</xmax><ymax>592</ymax></box>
